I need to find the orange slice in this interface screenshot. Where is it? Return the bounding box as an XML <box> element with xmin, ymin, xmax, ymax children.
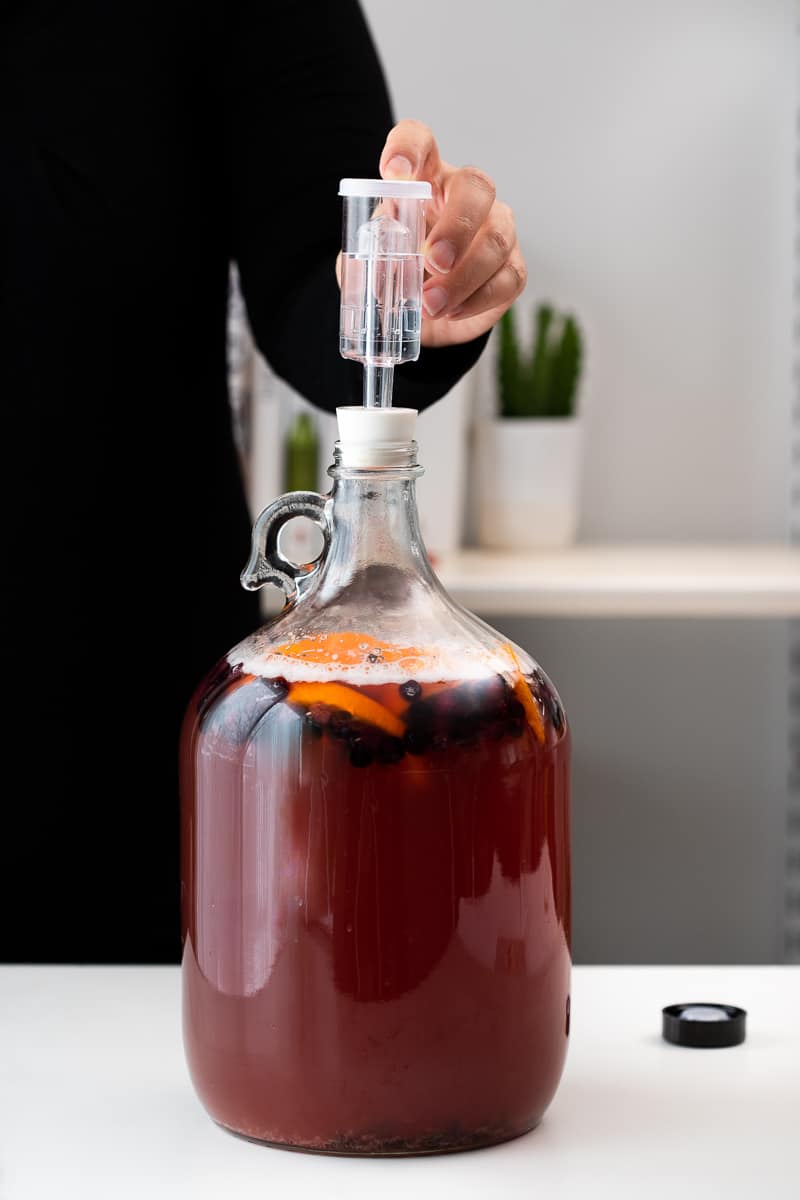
<box><xmin>274</xmin><ymin>631</ymin><xmax>425</xmax><ymax>670</ymax></box>
<box><xmin>502</xmin><ymin>644</ymin><xmax>545</xmax><ymax>744</ymax></box>
<box><xmin>286</xmin><ymin>681</ymin><xmax>405</xmax><ymax>740</ymax></box>
<box><xmin>377</xmin><ymin>688</ymin><xmax>412</xmax><ymax>718</ymax></box>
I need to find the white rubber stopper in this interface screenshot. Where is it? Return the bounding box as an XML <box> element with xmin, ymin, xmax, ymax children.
<box><xmin>336</xmin><ymin>406</ymin><xmax>417</xmax><ymax>467</ymax></box>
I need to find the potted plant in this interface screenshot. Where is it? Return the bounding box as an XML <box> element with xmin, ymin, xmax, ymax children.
<box><xmin>475</xmin><ymin>303</ymin><xmax>584</xmax><ymax>549</ymax></box>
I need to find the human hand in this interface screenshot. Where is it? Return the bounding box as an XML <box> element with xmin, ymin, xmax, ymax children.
<box><xmin>380</xmin><ymin>120</ymin><xmax>527</xmax><ymax>349</ymax></box>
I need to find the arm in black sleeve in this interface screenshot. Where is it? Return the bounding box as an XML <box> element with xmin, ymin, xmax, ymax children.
<box><xmin>226</xmin><ymin>0</ymin><xmax>487</xmax><ymax>416</ymax></box>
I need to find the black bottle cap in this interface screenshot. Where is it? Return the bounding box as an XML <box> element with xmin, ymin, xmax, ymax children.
<box><xmin>662</xmin><ymin>1003</ymin><xmax>747</xmax><ymax>1048</ymax></box>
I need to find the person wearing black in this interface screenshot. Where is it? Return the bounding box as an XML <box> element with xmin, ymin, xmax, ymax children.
<box><xmin>0</xmin><ymin>1</ymin><xmax>526</xmax><ymax>963</ymax></box>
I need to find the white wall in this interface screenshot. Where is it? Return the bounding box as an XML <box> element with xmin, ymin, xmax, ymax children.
<box><xmin>363</xmin><ymin>0</ymin><xmax>794</xmax><ymax>541</ymax></box>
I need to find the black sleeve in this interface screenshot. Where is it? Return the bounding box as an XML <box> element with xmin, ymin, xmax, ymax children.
<box><xmin>225</xmin><ymin>0</ymin><xmax>487</xmax><ymax>415</ymax></box>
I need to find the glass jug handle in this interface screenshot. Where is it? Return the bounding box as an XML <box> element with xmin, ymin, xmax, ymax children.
<box><xmin>240</xmin><ymin>491</ymin><xmax>331</xmax><ymax>602</ymax></box>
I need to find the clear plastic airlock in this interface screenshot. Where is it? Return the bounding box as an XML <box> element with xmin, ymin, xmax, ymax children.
<box><xmin>339</xmin><ymin>178</ymin><xmax>431</xmax><ymax>407</ymax></box>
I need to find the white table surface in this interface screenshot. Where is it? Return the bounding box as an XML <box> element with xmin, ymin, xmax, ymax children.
<box><xmin>1</xmin><ymin>965</ymin><xmax>798</xmax><ymax>1200</ymax></box>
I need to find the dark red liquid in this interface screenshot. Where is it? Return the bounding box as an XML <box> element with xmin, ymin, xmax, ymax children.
<box><xmin>181</xmin><ymin>667</ymin><xmax>570</xmax><ymax>1153</ymax></box>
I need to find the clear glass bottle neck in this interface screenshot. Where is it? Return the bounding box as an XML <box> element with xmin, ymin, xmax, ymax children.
<box><xmin>318</xmin><ymin>443</ymin><xmax>433</xmax><ymax>588</ymax></box>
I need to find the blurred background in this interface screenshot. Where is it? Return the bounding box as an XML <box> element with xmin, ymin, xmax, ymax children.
<box><xmin>232</xmin><ymin>0</ymin><xmax>798</xmax><ymax>964</ymax></box>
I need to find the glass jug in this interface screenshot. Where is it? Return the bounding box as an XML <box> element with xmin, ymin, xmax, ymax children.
<box><xmin>180</xmin><ymin>405</ymin><xmax>571</xmax><ymax>1155</ymax></box>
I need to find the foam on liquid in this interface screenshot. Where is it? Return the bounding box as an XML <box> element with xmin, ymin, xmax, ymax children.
<box><xmin>230</xmin><ymin>630</ymin><xmax>510</xmax><ymax>687</ymax></box>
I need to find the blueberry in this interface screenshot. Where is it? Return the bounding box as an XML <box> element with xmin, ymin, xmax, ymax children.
<box><xmin>400</xmin><ymin>680</ymin><xmax>422</xmax><ymax>701</ymax></box>
<box><xmin>329</xmin><ymin>711</ymin><xmax>352</xmax><ymax>739</ymax></box>
<box><xmin>507</xmin><ymin>697</ymin><xmax>525</xmax><ymax>721</ymax></box>
<box><xmin>349</xmin><ymin>739</ymin><xmax>374</xmax><ymax>768</ymax></box>
<box><xmin>452</xmin><ymin>718</ymin><xmax>478</xmax><ymax>747</ymax></box>
<box><xmin>406</xmin><ymin>702</ymin><xmax>435</xmax><ymax>734</ymax></box>
<box><xmin>376</xmin><ymin>737</ymin><xmax>405</xmax><ymax>764</ymax></box>
<box><xmin>507</xmin><ymin>718</ymin><xmax>526</xmax><ymax>738</ymax></box>
<box><xmin>549</xmin><ymin>698</ymin><xmax>565</xmax><ymax>734</ymax></box>
<box><xmin>431</xmin><ymin>733</ymin><xmax>449</xmax><ymax>752</ymax></box>
<box><xmin>478</xmin><ymin>677</ymin><xmax>509</xmax><ymax>719</ymax></box>
<box><xmin>432</xmin><ymin>688</ymin><xmax>469</xmax><ymax>720</ymax></box>
<box><xmin>307</xmin><ymin>701</ymin><xmax>331</xmax><ymax>727</ymax></box>
<box><xmin>269</xmin><ymin>676</ymin><xmax>289</xmax><ymax>699</ymax></box>
<box><xmin>404</xmin><ymin>728</ymin><xmax>432</xmax><ymax>756</ymax></box>
<box><xmin>305</xmin><ymin>714</ymin><xmax>324</xmax><ymax>738</ymax></box>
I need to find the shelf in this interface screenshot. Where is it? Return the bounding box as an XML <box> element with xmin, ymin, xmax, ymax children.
<box><xmin>434</xmin><ymin>544</ymin><xmax>800</xmax><ymax>618</ymax></box>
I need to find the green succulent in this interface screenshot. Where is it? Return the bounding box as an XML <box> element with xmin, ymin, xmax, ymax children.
<box><xmin>498</xmin><ymin>303</ymin><xmax>583</xmax><ymax>418</ymax></box>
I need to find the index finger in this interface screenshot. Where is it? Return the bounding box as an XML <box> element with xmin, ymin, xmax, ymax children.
<box><xmin>422</xmin><ymin>166</ymin><xmax>496</xmax><ymax>275</ymax></box>
<box><xmin>379</xmin><ymin>119</ymin><xmax>442</xmax><ymax>183</ymax></box>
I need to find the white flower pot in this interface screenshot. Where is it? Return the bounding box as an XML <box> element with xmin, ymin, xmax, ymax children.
<box><xmin>475</xmin><ymin>417</ymin><xmax>583</xmax><ymax>549</ymax></box>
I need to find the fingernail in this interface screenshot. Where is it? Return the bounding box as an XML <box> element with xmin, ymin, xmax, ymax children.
<box><xmin>384</xmin><ymin>155</ymin><xmax>414</xmax><ymax>179</ymax></box>
<box><xmin>425</xmin><ymin>240</ymin><xmax>457</xmax><ymax>274</ymax></box>
<box><xmin>423</xmin><ymin>286</ymin><xmax>448</xmax><ymax>317</ymax></box>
